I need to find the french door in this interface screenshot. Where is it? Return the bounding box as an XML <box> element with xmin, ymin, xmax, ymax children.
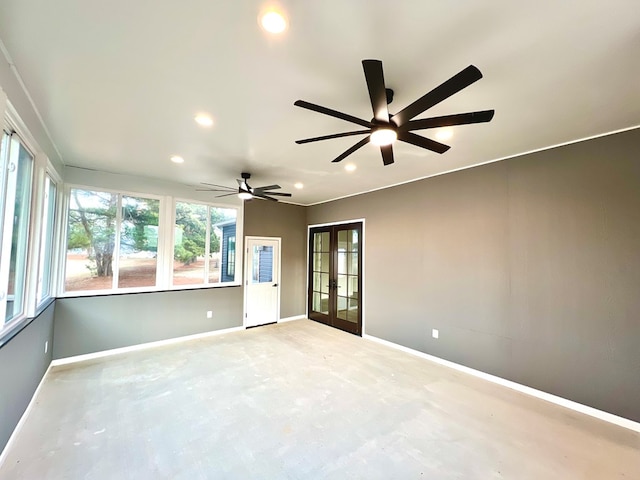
<box><xmin>308</xmin><ymin>222</ymin><xmax>362</xmax><ymax>335</ymax></box>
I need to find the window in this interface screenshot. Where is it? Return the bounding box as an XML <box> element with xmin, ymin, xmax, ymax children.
<box><xmin>119</xmin><ymin>195</ymin><xmax>160</xmax><ymax>288</ymax></box>
<box><xmin>226</xmin><ymin>236</ymin><xmax>236</xmax><ymax>279</ymax></box>
<box><xmin>36</xmin><ymin>174</ymin><xmax>57</xmax><ymax>305</ymax></box>
<box><xmin>0</xmin><ymin>132</ymin><xmax>34</xmax><ymax>325</ymax></box>
<box><xmin>173</xmin><ymin>202</ymin><xmax>237</xmax><ymax>286</ymax></box>
<box><xmin>64</xmin><ymin>188</ymin><xmax>161</xmax><ymax>292</ymax></box>
<box><xmin>63</xmin><ymin>190</ymin><xmax>240</xmax><ymax>295</ymax></box>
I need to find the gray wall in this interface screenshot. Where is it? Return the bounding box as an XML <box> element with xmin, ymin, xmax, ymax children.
<box><xmin>53</xmin><ymin>287</ymin><xmax>243</xmax><ymax>359</ymax></box>
<box><xmin>0</xmin><ymin>302</ymin><xmax>55</xmax><ymax>455</ymax></box>
<box><xmin>307</xmin><ymin>128</ymin><xmax>640</xmax><ymax>422</ymax></box>
<box><xmin>244</xmin><ymin>200</ymin><xmax>307</xmax><ymax>319</ymax></box>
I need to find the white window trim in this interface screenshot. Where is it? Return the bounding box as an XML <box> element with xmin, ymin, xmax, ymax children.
<box><xmin>58</xmin><ymin>188</ymin><xmax>243</xmax><ymax>298</ymax></box>
<box><xmin>59</xmin><ymin>184</ymin><xmax>165</xmax><ymax>297</ymax></box>
<box><xmin>0</xmin><ymin>133</ymin><xmax>35</xmax><ymax>326</ymax></box>
<box><xmin>169</xmin><ymin>197</ymin><xmax>243</xmax><ymax>290</ymax></box>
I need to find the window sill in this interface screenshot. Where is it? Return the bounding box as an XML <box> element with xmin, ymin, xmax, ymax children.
<box><xmin>58</xmin><ymin>282</ymin><xmax>242</xmax><ymax>299</ymax></box>
<box><xmin>0</xmin><ymin>296</ymin><xmax>55</xmax><ymax>349</ymax></box>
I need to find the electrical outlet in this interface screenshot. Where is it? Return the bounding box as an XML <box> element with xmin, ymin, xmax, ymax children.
<box><xmin>206</xmin><ymin>310</ymin><xmax>213</xmax><ymax>319</ymax></box>
<box><xmin>432</xmin><ymin>329</ymin><xmax>439</xmax><ymax>339</ymax></box>
<box><xmin>44</xmin><ymin>341</ymin><xmax>48</xmax><ymax>353</ymax></box>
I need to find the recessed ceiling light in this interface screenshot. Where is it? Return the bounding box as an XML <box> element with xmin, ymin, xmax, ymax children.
<box><xmin>294</xmin><ymin>182</ymin><xmax>304</xmax><ymax>189</ymax></box>
<box><xmin>170</xmin><ymin>155</ymin><xmax>184</xmax><ymax>164</ymax></box>
<box><xmin>194</xmin><ymin>113</ymin><xmax>214</xmax><ymax>127</ymax></box>
<box><xmin>260</xmin><ymin>9</ymin><xmax>287</xmax><ymax>34</ymax></box>
<box><xmin>435</xmin><ymin>129</ymin><xmax>453</xmax><ymax>141</ymax></box>
<box><xmin>344</xmin><ymin>163</ymin><xmax>356</xmax><ymax>172</ymax></box>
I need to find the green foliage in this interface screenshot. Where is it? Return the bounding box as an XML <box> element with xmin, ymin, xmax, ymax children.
<box><xmin>121</xmin><ymin>198</ymin><xmax>160</xmax><ymax>253</ymax></box>
<box><xmin>68</xmin><ymin>191</ymin><xmax>161</xmax><ymax>277</ymax></box>
<box><xmin>174</xmin><ymin>203</ymin><xmax>206</xmax><ymax>265</ymax></box>
<box><xmin>67</xmin><ymin>222</ymin><xmax>91</xmax><ymax>251</ymax></box>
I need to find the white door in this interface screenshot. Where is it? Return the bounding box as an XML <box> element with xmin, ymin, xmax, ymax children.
<box><xmin>245</xmin><ymin>237</ymin><xmax>280</xmax><ymax>328</ymax></box>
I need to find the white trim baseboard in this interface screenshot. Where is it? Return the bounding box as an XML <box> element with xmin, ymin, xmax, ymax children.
<box><xmin>51</xmin><ymin>326</ymin><xmax>245</xmax><ymax>367</ymax></box>
<box><xmin>279</xmin><ymin>315</ymin><xmax>307</xmax><ymax>323</ymax></box>
<box><xmin>363</xmin><ymin>334</ymin><xmax>640</xmax><ymax>433</ymax></box>
<box><xmin>0</xmin><ymin>362</ymin><xmax>53</xmax><ymax>467</ymax></box>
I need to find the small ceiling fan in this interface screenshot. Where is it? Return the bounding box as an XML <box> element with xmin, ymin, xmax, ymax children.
<box><xmin>198</xmin><ymin>172</ymin><xmax>292</xmax><ymax>202</ymax></box>
<box><xmin>294</xmin><ymin>59</ymin><xmax>494</xmax><ymax>166</ymax></box>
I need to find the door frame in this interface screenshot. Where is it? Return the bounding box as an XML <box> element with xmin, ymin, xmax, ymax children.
<box><xmin>306</xmin><ymin>219</ymin><xmax>365</xmax><ymax>335</ymax></box>
<box><xmin>243</xmin><ymin>236</ymin><xmax>281</xmax><ymax>328</ymax></box>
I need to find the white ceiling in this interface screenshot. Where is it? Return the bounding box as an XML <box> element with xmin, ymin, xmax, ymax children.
<box><xmin>0</xmin><ymin>1</ymin><xmax>639</xmax><ymax>205</ymax></box>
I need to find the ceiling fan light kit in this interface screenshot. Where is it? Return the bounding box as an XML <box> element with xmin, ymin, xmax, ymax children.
<box><xmin>370</xmin><ymin>127</ymin><xmax>397</xmax><ymax>146</ymax></box>
<box><xmin>294</xmin><ymin>59</ymin><xmax>495</xmax><ymax>166</ymax></box>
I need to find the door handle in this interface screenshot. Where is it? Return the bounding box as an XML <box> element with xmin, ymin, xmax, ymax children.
<box><xmin>273</xmin><ymin>283</ymin><xmax>278</xmax><ymax>287</ymax></box>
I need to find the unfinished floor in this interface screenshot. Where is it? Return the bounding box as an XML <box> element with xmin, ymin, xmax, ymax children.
<box><xmin>1</xmin><ymin>319</ymin><xmax>638</xmax><ymax>479</ymax></box>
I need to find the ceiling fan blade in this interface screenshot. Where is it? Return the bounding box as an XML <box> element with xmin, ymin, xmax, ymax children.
<box><xmin>332</xmin><ymin>137</ymin><xmax>371</xmax><ymax>163</ymax></box>
<box><xmin>362</xmin><ymin>59</ymin><xmax>389</xmax><ymax>123</ymax></box>
<box><xmin>398</xmin><ymin>131</ymin><xmax>451</xmax><ymax>154</ymax></box>
<box><xmin>294</xmin><ymin>100</ymin><xmax>372</xmax><ymax>128</ymax></box>
<box><xmin>401</xmin><ymin>110</ymin><xmax>495</xmax><ymax>131</ymax></box>
<box><xmin>252</xmin><ymin>192</ymin><xmax>278</xmax><ymax>202</ymax></box>
<box><xmin>380</xmin><ymin>144</ymin><xmax>394</xmax><ymax>166</ymax></box>
<box><xmin>259</xmin><ymin>192</ymin><xmax>292</xmax><ymax>197</ymax></box>
<box><xmin>200</xmin><ymin>182</ymin><xmax>235</xmax><ymax>190</ymax></box>
<box><xmin>295</xmin><ymin>130</ymin><xmax>371</xmax><ymax>144</ymax></box>
<box><xmin>392</xmin><ymin>65</ymin><xmax>483</xmax><ymax>126</ymax></box>
<box><xmin>214</xmin><ymin>193</ymin><xmax>238</xmax><ymax>198</ymax></box>
<box><xmin>196</xmin><ymin>188</ymin><xmax>234</xmax><ymax>192</ymax></box>
<box><xmin>253</xmin><ymin>185</ymin><xmax>281</xmax><ymax>192</ymax></box>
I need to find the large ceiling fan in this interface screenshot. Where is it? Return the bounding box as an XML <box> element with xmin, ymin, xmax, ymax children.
<box><xmin>294</xmin><ymin>59</ymin><xmax>494</xmax><ymax>166</ymax></box>
<box><xmin>198</xmin><ymin>172</ymin><xmax>292</xmax><ymax>202</ymax></box>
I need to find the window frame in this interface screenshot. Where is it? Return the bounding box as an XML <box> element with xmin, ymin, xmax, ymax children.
<box><xmin>58</xmin><ymin>188</ymin><xmax>243</xmax><ymax>297</ymax></box>
<box><xmin>0</xmin><ymin>129</ymin><xmax>35</xmax><ymax>332</ymax></box>
<box><xmin>32</xmin><ymin>163</ymin><xmax>62</xmax><ymax>312</ymax></box>
<box><xmin>170</xmin><ymin>197</ymin><xmax>242</xmax><ymax>290</ymax></box>
<box><xmin>60</xmin><ymin>184</ymin><xmax>166</xmax><ymax>297</ymax></box>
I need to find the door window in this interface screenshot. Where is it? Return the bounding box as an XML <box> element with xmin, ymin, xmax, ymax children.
<box><xmin>252</xmin><ymin>245</ymin><xmax>273</xmax><ymax>283</ymax></box>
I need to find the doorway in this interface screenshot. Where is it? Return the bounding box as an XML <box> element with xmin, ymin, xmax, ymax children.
<box><xmin>308</xmin><ymin>222</ymin><xmax>362</xmax><ymax>335</ymax></box>
<box><xmin>244</xmin><ymin>237</ymin><xmax>280</xmax><ymax>328</ymax></box>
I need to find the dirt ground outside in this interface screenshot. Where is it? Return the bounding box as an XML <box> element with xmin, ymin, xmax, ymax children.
<box><xmin>64</xmin><ymin>253</ymin><xmax>221</xmax><ymax>291</ymax></box>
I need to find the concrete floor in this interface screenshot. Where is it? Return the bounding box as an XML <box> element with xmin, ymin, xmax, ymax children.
<box><xmin>1</xmin><ymin>319</ymin><xmax>639</xmax><ymax>479</ymax></box>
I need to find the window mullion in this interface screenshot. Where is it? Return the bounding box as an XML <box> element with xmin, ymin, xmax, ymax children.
<box><xmin>24</xmin><ymin>154</ymin><xmax>47</xmax><ymax>318</ymax></box>
<box><xmin>0</xmin><ymin>137</ymin><xmax>20</xmax><ymax>306</ymax></box>
<box><xmin>0</xmin><ymin>132</ymin><xmax>14</xmax><ymax>322</ymax></box>
<box><xmin>204</xmin><ymin>206</ymin><xmax>211</xmax><ymax>283</ymax></box>
<box><xmin>112</xmin><ymin>194</ymin><xmax>122</xmax><ymax>290</ymax></box>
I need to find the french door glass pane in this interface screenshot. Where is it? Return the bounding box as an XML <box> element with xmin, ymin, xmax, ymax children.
<box><xmin>312</xmin><ymin>292</ymin><xmax>329</xmax><ymax>315</ymax></box>
<box><xmin>319</xmin><ymin>232</ymin><xmax>329</xmax><ymax>252</ymax></box>
<box><xmin>5</xmin><ymin>142</ymin><xmax>33</xmax><ymax>322</ymax></box>
<box><xmin>320</xmin><ymin>273</ymin><xmax>329</xmax><ymax>294</ymax></box>
<box><xmin>337</xmin><ymin>251</ymin><xmax>347</xmax><ymax>274</ymax></box>
<box><xmin>119</xmin><ymin>196</ymin><xmax>159</xmax><ymax>288</ymax></box>
<box><xmin>350</xmin><ymin>229</ymin><xmax>358</xmax><ymax>252</ymax></box>
<box><xmin>348</xmin><ymin>252</ymin><xmax>358</xmax><ymax>275</ymax></box>
<box><xmin>337</xmin><ymin>230</ymin><xmax>348</xmax><ymax>251</ymax></box>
